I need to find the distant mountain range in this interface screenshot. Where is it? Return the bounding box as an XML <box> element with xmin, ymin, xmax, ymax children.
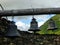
<box><xmin>38</xmin><ymin>15</ymin><xmax>60</xmax><ymax>35</ymax></box>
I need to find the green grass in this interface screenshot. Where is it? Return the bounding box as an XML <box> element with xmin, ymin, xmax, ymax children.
<box><xmin>38</xmin><ymin>15</ymin><xmax>60</xmax><ymax>35</ymax></box>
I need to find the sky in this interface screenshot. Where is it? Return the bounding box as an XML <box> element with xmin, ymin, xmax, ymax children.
<box><xmin>3</xmin><ymin>15</ymin><xmax>55</xmax><ymax>31</ymax></box>
<box><xmin>0</xmin><ymin>0</ymin><xmax>60</xmax><ymax>9</ymax></box>
<box><xmin>15</xmin><ymin>15</ymin><xmax>55</xmax><ymax>31</ymax></box>
<box><xmin>0</xmin><ymin>0</ymin><xmax>59</xmax><ymax>31</ymax></box>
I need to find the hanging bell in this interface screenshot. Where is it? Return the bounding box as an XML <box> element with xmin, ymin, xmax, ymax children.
<box><xmin>47</xmin><ymin>19</ymin><xmax>57</xmax><ymax>30</ymax></box>
<box><xmin>0</xmin><ymin>18</ymin><xmax>8</xmax><ymax>36</ymax></box>
<box><xmin>28</xmin><ymin>17</ymin><xmax>40</xmax><ymax>32</ymax></box>
<box><xmin>5</xmin><ymin>21</ymin><xmax>21</xmax><ymax>38</ymax></box>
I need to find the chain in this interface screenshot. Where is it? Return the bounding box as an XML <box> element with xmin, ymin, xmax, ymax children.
<box><xmin>29</xmin><ymin>0</ymin><xmax>34</xmax><ymax>18</ymax></box>
<box><xmin>12</xmin><ymin>16</ymin><xmax>14</xmax><ymax>21</ymax></box>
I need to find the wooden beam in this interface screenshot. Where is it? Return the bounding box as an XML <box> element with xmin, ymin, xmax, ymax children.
<box><xmin>0</xmin><ymin>8</ymin><xmax>60</xmax><ymax>16</ymax></box>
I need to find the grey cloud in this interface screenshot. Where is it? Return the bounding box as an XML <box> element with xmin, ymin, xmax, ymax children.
<box><xmin>0</xmin><ymin>0</ymin><xmax>31</xmax><ymax>10</ymax></box>
<box><xmin>32</xmin><ymin>0</ymin><xmax>60</xmax><ymax>8</ymax></box>
<box><xmin>0</xmin><ymin>0</ymin><xmax>60</xmax><ymax>10</ymax></box>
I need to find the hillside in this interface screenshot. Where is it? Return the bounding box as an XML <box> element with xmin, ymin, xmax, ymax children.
<box><xmin>38</xmin><ymin>15</ymin><xmax>60</xmax><ymax>35</ymax></box>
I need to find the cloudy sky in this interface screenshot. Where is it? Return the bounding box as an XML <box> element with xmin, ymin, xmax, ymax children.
<box><xmin>0</xmin><ymin>0</ymin><xmax>59</xmax><ymax>31</ymax></box>
<box><xmin>0</xmin><ymin>0</ymin><xmax>60</xmax><ymax>9</ymax></box>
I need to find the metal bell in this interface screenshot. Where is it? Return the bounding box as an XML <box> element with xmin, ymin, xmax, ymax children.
<box><xmin>0</xmin><ymin>18</ymin><xmax>8</xmax><ymax>36</ymax></box>
<box><xmin>47</xmin><ymin>19</ymin><xmax>57</xmax><ymax>30</ymax></box>
<box><xmin>28</xmin><ymin>17</ymin><xmax>40</xmax><ymax>32</ymax></box>
<box><xmin>5</xmin><ymin>21</ymin><xmax>21</xmax><ymax>37</ymax></box>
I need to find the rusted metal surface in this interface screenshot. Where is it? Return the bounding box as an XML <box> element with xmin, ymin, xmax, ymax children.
<box><xmin>0</xmin><ymin>8</ymin><xmax>60</xmax><ymax>16</ymax></box>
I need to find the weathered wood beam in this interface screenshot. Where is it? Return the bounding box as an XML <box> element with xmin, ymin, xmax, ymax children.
<box><xmin>0</xmin><ymin>8</ymin><xmax>60</xmax><ymax>16</ymax></box>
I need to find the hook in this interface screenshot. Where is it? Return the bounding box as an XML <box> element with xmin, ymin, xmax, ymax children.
<box><xmin>12</xmin><ymin>16</ymin><xmax>14</xmax><ymax>21</ymax></box>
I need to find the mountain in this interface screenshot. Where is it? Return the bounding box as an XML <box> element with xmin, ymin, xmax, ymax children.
<box><xmin>38</xmin><ymin>15</ymin><xmax>60</xmax><ymax>35</ymax></box>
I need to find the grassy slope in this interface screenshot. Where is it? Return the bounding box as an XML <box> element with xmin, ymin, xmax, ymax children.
<box><xmin>38</xmin><ymin>15</ymin><xmax>60</xmax><ymax>35</ymax></box>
